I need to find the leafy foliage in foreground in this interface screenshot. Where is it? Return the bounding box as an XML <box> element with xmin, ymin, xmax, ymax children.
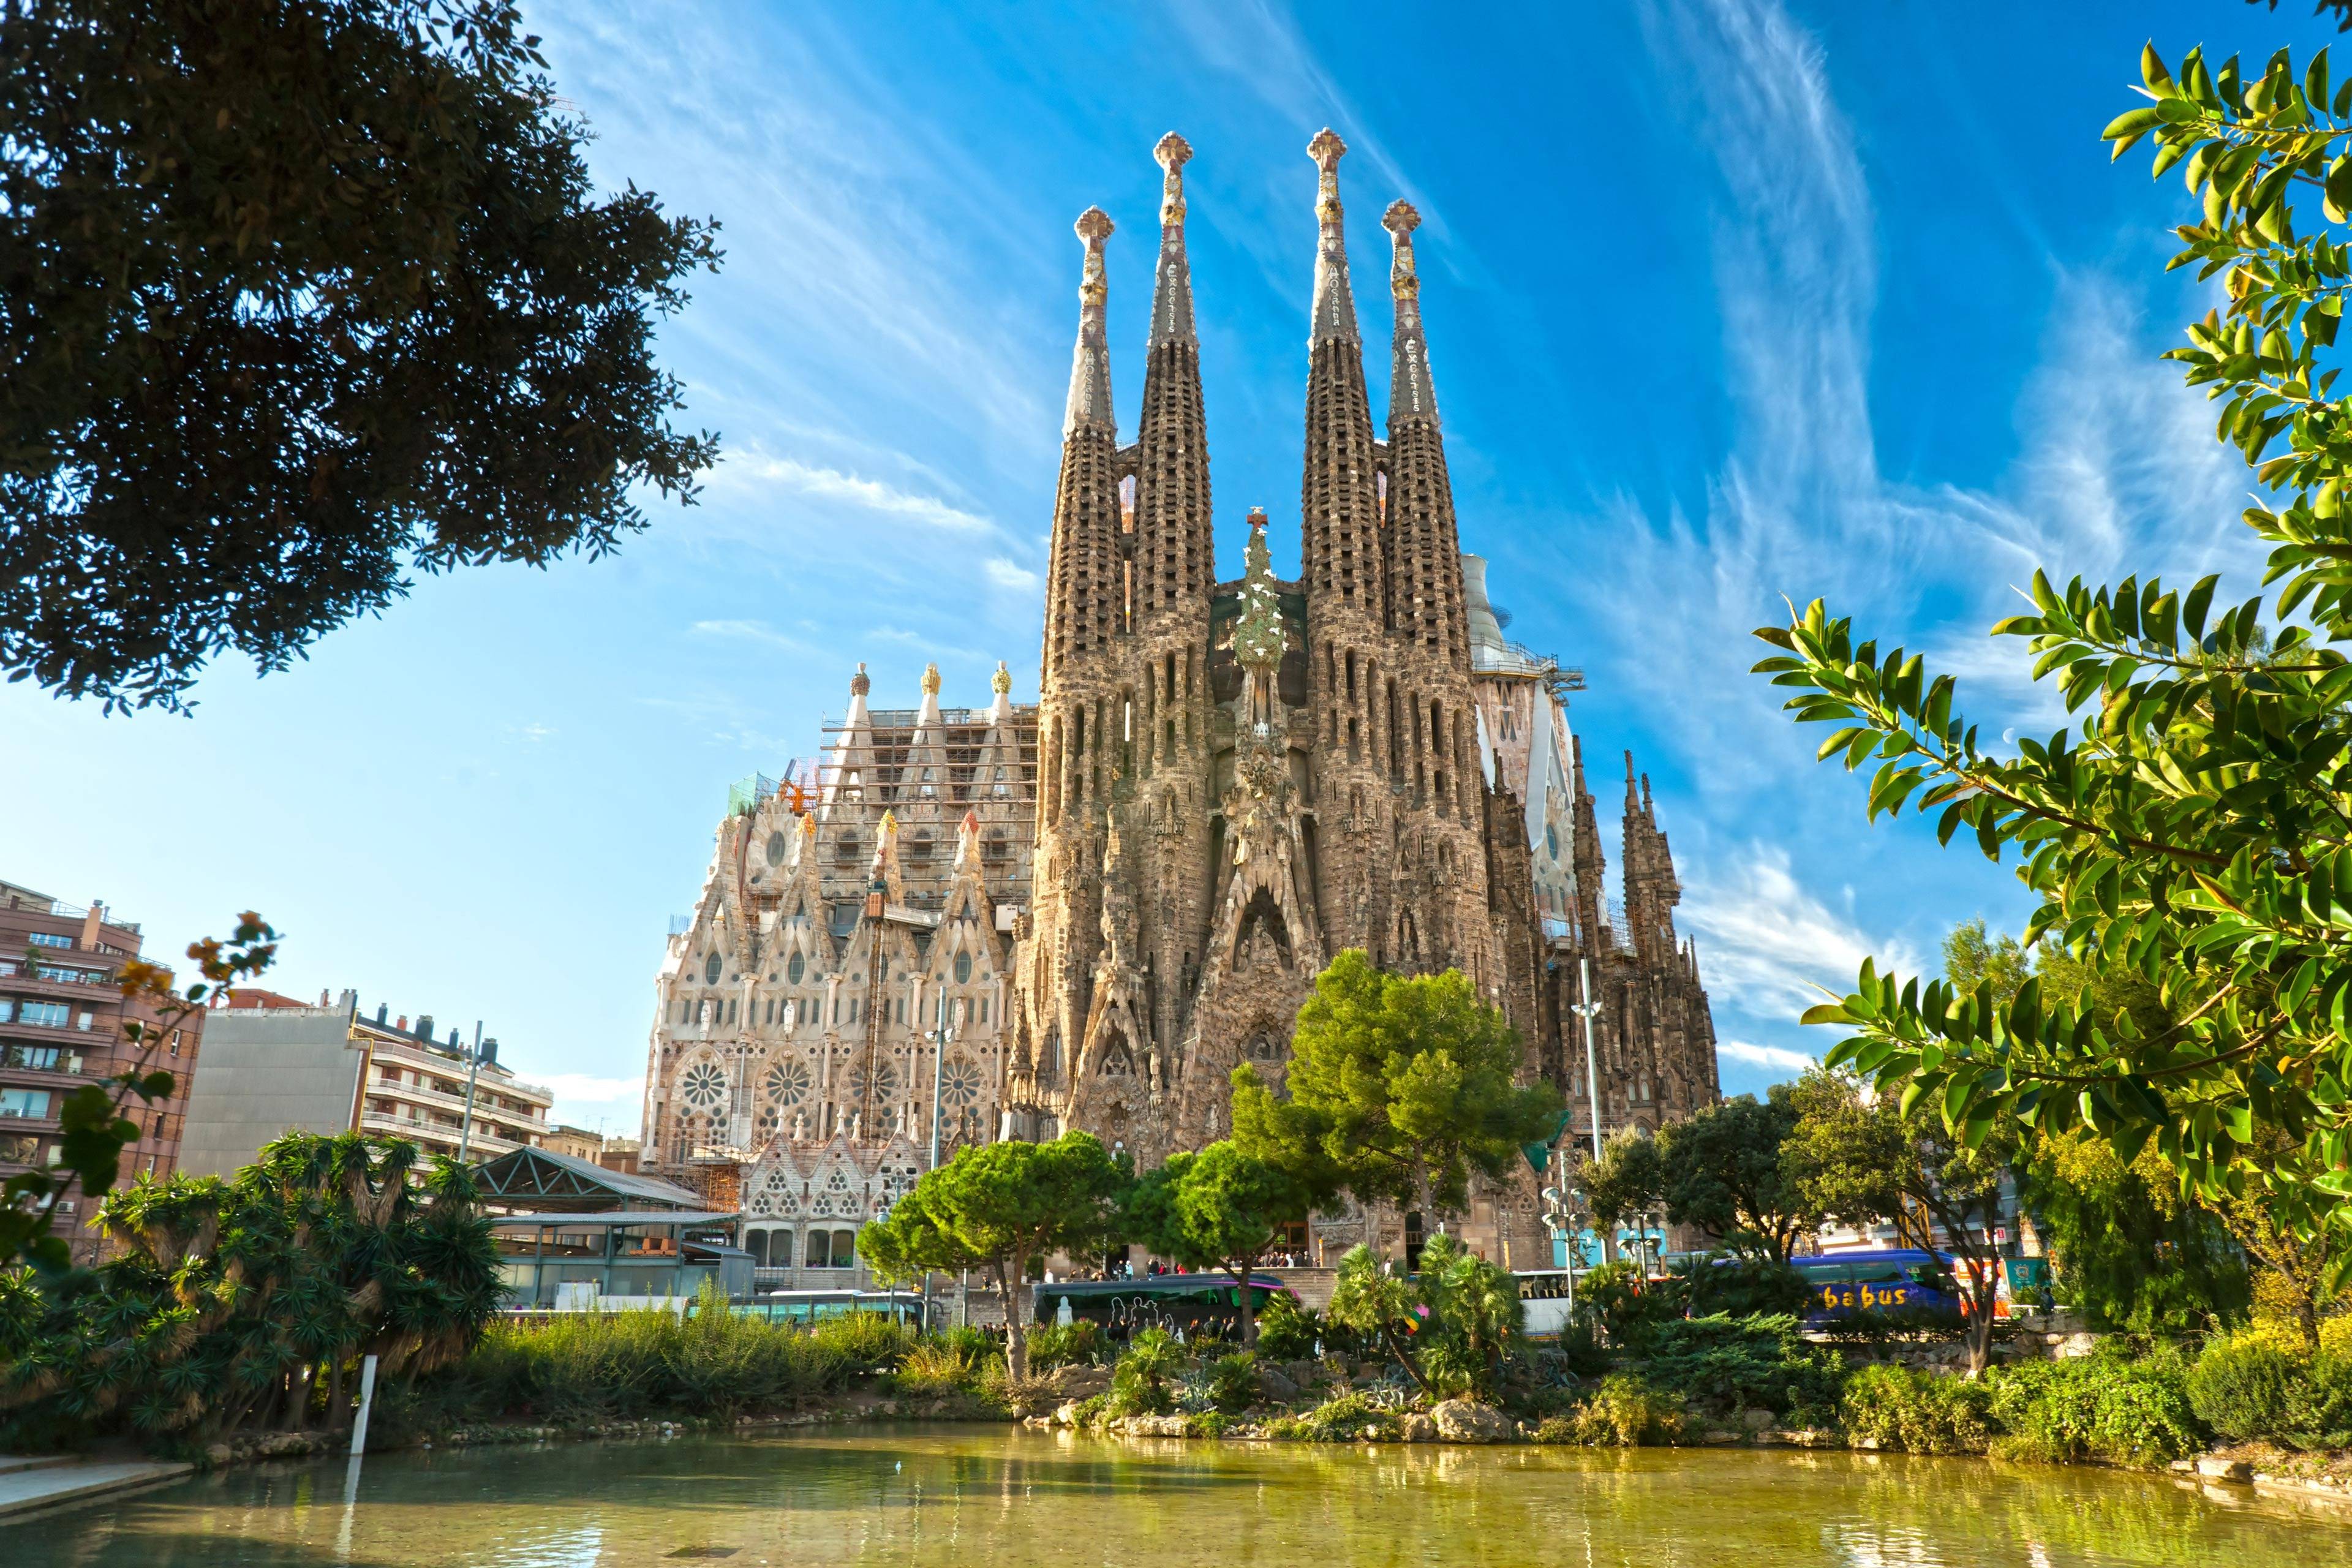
<box><xmin>1755</xmin><ymin>37</ymin><xmax>2352</xmax><ymax>1277</ymax></box>
<box><xmin>4</xmin><ymin>0</ymin><xmax>721</xmax><ymax>711</ymax></box>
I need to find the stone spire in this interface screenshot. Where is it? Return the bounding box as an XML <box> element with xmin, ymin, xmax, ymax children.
<box><xmin>1308</xmin><ymin>129</ymin><xmax>1359</xmax><ymax>345</ymax></box>
<box><xmin>1380</xmin><ymin>198</ymin><xmax>1468</xmax><ymax>669</ymax></box>
<box><xmin>1042</xmin><ymin>208</ymin><xmax>1123</xmax><ymax>685</ymax></box>
<box><xmin>1384</xmin><ymin>200</ymin><xmax>1438</xmax><ymax>426</ymax></box>
<box><xmin>1149</xmin><ymin>133</ymin><xmax>1196</xmax><ymax>348</ymax></box>
<box><xmin>1300</xmin><ymin>129</ymin><xmax>1383</xmax><ymax>629</ymax></box>
<box><xmin>1136</xmin><ymin>133</ymin><xmax>1213</xmax><ymax>639</ymax></box>
<box><xmin>1064</xmin><ymin>207</ymin><xmax>1116</xmax><ymax>436</ymax></box>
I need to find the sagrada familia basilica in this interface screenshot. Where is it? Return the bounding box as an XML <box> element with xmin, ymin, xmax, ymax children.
<box><xmin>639</xmin><ymin>132</ymin><xmax>1720</xmax><ymax>1277</ymax></box>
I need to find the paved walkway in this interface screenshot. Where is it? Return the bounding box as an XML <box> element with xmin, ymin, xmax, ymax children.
<box><xmin>0</xmin><ymin>1455</ymin><xmax>194</xmax><ymax>1520</ymax></box>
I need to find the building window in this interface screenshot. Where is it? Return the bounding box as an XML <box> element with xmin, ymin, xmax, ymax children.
<box><xmin>980</xmin><ymin>997</ymin><xmax>990</xmax><ymax>1023</ymax></box>
<box><xmin>25</xmin><ymin>932</ymin><xmax>69</xmax><ymax>949</ymax></box>
<box><xmin>954</xmin><ymin>952</ymin><xmax>973</xmax><ymax>985</ymax></box>
<box><xmin>0</xmin><ymin>1088</ymin><xmax>54</xmax><ymax>1120</ymax></box>
<box><xmin>15</xmin><ymin>1001</ymin><xmax>69</xmax><ymax>1029</ymax></box>
<box><xmin>788</xmin><ymin>952</ymin><xmax>806</xmax><ymax>986</ymax></box>
<box><xmin>704</xmin><ymin>952</ymin><xmax>723</xmax><ymax>984</ymax></box>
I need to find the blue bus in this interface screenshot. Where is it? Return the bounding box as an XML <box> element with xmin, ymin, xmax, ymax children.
<box><xmin>1789</xmin><ymin>1250</ymin><xmax>1969</xmax><ymax>1324</ymax></box>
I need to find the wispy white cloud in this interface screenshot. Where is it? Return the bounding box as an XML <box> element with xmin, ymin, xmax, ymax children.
<box><xmin>714</xmin><ymin>453</ymin><xmax>994</xmax><ymax>533</ymax></box>
<box><xmin>688</xmin><ymin>619</ymin><xmax>821</xmax><ymax>655</ymax></box>
<box><xmin>1680</xmin><ymin>844</ymin><xmax>1919</xmax><ymax>1022</ymax></box>
<box><xmin>984</xmin><ymin>557</ymin><xmax>1041</xmax><ymax>592</ymax></box>
<box><xmin>1717</xmin><ymin>1039</ymin><xmax>1819</xmax><ymax>1074</ymax></box>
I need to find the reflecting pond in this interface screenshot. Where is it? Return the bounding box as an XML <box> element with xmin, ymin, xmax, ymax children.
<box><xmin>7</xmin><ymin>1425</ymin><xmax>2350</xmax><ymax>1567</ymax></box>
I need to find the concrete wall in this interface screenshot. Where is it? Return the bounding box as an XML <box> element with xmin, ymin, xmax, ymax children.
<box><xmin>178</xmin><ymin>1005</ymin><xmax>363</xmax><ymax>1179</ymax></box>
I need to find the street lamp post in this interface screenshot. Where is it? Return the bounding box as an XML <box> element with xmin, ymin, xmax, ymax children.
<box><xmin>1567</xmin><ymin>958</ymin><xmax>1611</xmax><ymax>1262</ymax></box>
<box><xmin>924</xmin><ymin>995</ymin><xmax>956</xmax><ymax>1330</ymax></box>
<box><xmin>455</xmin><ymin>1020</ymin><xmax>488</xmax><ymax>1164</ymax></box>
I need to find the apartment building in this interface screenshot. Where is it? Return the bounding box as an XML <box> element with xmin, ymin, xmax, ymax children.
<box><xmin>181</xmin><ymin>990</ymin><xmax>550</xmax><ymax>1177</ymax></box>
<box><xmin>0</xmin><ymin>879</ymin><xmax>202</xmax><ymax>1265</ymax></box>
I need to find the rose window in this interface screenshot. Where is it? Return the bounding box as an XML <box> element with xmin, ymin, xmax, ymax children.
<box><xmin>938</xmin><ymin>1055</ymin><xmax>983</xmax><ymax>1109</ymax></box>
<box><xmin>679</xmin><ymin>1062</ymin><xmax>728</xmax><ymax>1112</ymax></box>
<box><xmin>764</xmin><ymin>1059</ymin><xmax>813</xmax><ymax>1107</ymax></box>
<box><xmin>847</xmin><ymin>1060</ymin><xmax>900</xmax><ymax>1104</ymax></box>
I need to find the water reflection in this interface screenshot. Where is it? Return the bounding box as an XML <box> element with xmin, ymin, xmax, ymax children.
<box><xmin>3</xmin><ymin>1425</ymin><xmax>2343</xmax><ymax>1568</ymax></box>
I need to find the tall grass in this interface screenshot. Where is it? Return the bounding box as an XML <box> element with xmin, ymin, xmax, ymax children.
<box><xmin>389</xmin><ymin>1301</ymin><xmax>896</xmax><ymax>1434</ymax></box>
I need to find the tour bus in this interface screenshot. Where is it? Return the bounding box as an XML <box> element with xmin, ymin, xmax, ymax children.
<box><xmin>1789</xmin><ymin>1250</ymin><xmax>1975</xmax><ymax>1325</ymax></box>
<box><xmin>1031</xmin><ymin>1272</ymin><xmax>1297</xmax><ymax>1340</ymax></box>
<box><xmin>732</xmin><ymin>1289</ymin><xmax>932</xmax><ymax>1330</ymax></box>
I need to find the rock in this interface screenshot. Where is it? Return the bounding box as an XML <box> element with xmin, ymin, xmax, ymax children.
<box><xmin>1740</xmin><ymin>1408</ymin><xmax>1775</xmax><ymax>1431</ymax></box>
<box><xmin>1052</xmin><ymin>1401</ymin><xmax>1081</xmax><ymax>1428</ymax></box>
<box><xmin>1354</xmin><ymin>1362</ymin><xmax>1385</xmax><ymax>1382</ymax></box>
<box><xmin>1400</xmin><ymin>1413</ymin><xmax>1438</xmax><ymax>1442</ymax></box>
<box><xmin>1050</xmin><ymin>1365</ymin><xmax>1110</xmax><ymax>1397</ymax></box>
<box><xmin>205</xmin><ymin>1443</ymin><xmax>233</xmax><ymax>1467</ymax></box>
<box><xmin>1259</xmin><ymin>1366</ymin><xmax>1301</xmax><ymax>1403</ymax></box>
<box><xmin>2198</xmin><ymin>1458</ymin><xmax>2255</xmax><ymax>1483</ymax></box>
<box><xmin>1284</xmin><ymin>1360</ymin><xmax>1324</xmax><ymax>1389</ymax></box>
<box><xmin>2169</xmin><ymin>1458</ymin><xmax>2199</xmax><ymax>1474</ymax></box>
<box><xmin>1430</xmin><ymin>1399</ymin><xmax>1513</xmax><ymax>1444</ymax></box>
<box><xmin>1125</xmin><ymin>1414</ymin><xmax>1188</xmax><ymax>1438</ymax></box>
<box><xmin>1702</xmin><ymin>1429</ymin><xmax>1741</xmax><ymax>1446</ymax></box>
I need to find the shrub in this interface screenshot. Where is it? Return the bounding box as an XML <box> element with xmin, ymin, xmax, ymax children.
<box><xmin>1986</xmin><ymin>1349</ymin><xmax>2203</xmax><ymax>1467</ymax></box>
<box><xmin>1106</xmin><ymin>1329</ymin><xmax>1183</xmax><ymax>1419</ymax></box>
<box><xmin>1562</xmin><ymin>1373</ymin><xmax>1687</xmax><ymax>1447</ymax></box>
<box><xmin>810</xmin><ymin>1310</ymin><xmax>914</xmax><ymax>1370</ymax></box>
<box><xmin>2188</xmin><ymin>1331</ymin><xmax>2304</xmax><ymax>1442</ymax></box>
<box><xmin>1025</xmin><ymin>1320</ymin><xmax>1104</xmax><ymax>1373</ymax></box>
<box><xmin>891</xmin><ymin>1333</ymin><xmax>1004</xmax><ymax>1400</ymax></box>
<box><xmin>1205</xmin><ymin>1352</ymin><xmax>1259</xmax><ymax>1414</ymax></box>
<box><xmin>1575</xmin><ymin>1261</ymin><xmax>1685</xmax><ymax>1349</ymax></box>
<box><xmin>1270</xmin><ymin>1391</ymin><xmax>1400</xmax><ymax>1442</ymax></box>
<box><xmin>1254</xmin><ymin>1292</ymin><xmax>1321</xmax><ymax>1362</ymax></box>
<box><xmin>1676</xmin><ymin>1253</ymin><xmax>1814</xmax><ymax>1320</ymax></box>
<box><xmin>1638</xmin><ymin>1314</ymin><xmax>1845</xmax><ymax>1418</ymax></box>
<box><xmin>1839</xmin><ymin>1363</ymin><xmax>1993</xmax><ymax>1455</ymax></box>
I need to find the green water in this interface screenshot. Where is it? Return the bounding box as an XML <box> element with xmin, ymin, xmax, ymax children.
<box><xmin>7</xmin><ymin>1426</ymin><xmax>2349</xmax><ymax>1567</ymax></box>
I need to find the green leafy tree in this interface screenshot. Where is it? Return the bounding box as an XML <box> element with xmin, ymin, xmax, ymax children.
<box><xmin>1577</xmin><ymin>1127</ymin><xmax>1664</xmax><ymax>1255</ymax></box>
<box><xmin>1124</xmin><ymin>1141</ymin><xmax>1308</xmax><ymax>1347</ymax></box>
<box><xmin>1414</xmin><ymin>1234</ymin><xmax>1525</xmax><ymax>1397</ymax></box>
<box><xmin>1232</xmin><ymin>949</ymin><xmax>1562</xmax><ymax>1224</ymax></box>
<box><xmin>1655</xmin><ymin>1089</ymin><xmax>1819</xmax><ymax>1263</ymax></box>
<box><xmin>0</xmin><ymin>1131</ymin><xmax>499</xmax><ymax>1442</ymax></box>
<box><xmin>1</xmin><ymin>913</ymin><xmax>277</xmax><ymax>1275</ymax></box>
<box><xmin>1784</xmin><ymin>1069</ymin><xmax>2018</xmax><ymax>1372</ymax></box>
<box><xmin>1752</xmin><ymin>37</ymin><xmax>2352</xmax><ymax>1283</ymax></box>
<box><xmin>2019</xmin><ymin>1127</ymin><xmax>2250</xmax><ymax>1335</ymax></box>
<box><xmin>1941</xmin><ymin>920</ymin><xmax>2035</xmax><ymax>1006</ymax></box>
<box><xmin>5</xmin><ymin>0</ymin><xmax>721</xmax><ymax>712</ymax></box>
<box><xmin>858</xmin><ymin>1131</ymin><xmax>1125</xmax><ymax>1379</ymax></box>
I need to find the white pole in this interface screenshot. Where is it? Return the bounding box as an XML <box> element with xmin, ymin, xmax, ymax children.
<box><xmin>349</xmin><ymin>1353</ymin><xmax>380</xmax><ymax>1455</ymax></box>
<box><xmin>1579</xmin><ymin>959</ymin><xmax>1604</xmax><ymax>1161</ymax></box>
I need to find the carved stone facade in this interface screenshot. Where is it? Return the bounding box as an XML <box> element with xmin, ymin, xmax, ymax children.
<box><xmin>639</xmin><ymin>132</ymin><xmax>1721</xmax><ymax>1275</ymax></box>
<box><xmin>640</xmin><ymin>665</ymin><xmax>1036</xmax><ymax>1246</ymax></box>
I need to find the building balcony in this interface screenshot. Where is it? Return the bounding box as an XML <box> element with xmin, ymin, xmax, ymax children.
<box><xmin>366</xmin><ymin>1074</ymin><xmax>549</xmax><ymax>1134</ymax></box>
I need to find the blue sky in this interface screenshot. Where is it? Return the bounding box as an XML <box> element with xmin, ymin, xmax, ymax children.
<box><xmin>2</xmin><ymin>1</ymin><xmax>2331</xmax><ymax>1135</ymax></box>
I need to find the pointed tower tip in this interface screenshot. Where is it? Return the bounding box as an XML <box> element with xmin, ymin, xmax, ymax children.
<box><xmin>1065</xmin><ymin>208</ymin><xmax>1117</xmax><ymax>435</ymax></box>
<box><xmin>1149</xmin><ymin>136</ymin><xmax>1197</xmax><ymax>347</ymax></box>
<box><xmin>921</xmin><ymin>662</ymin><xmax>942</xmax><ymax>696</ymax></box>
<box><xmin>992</xmin><ymin>659</ymin><xmax>1012</xmax><ymax>696</ymax></box>
<box><xmin>1307</xmin><ymin>132</ymin><xmax>1357</xmax><ymax>344</ymax></box>
<box><xmin>850</xmin><ymin>662</ymin><xmax>870</xmax><ymax>698</ymax></box>
<box><xmin>1382</xmin><ymin>198</ymin><xmax>1420</xmax><ymax>236</ymax></box>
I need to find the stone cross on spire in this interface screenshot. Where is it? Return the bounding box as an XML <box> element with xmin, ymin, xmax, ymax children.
<box><xmin>1307</xmin><ymin>129</ymin><xmax>1358</xmax><ymax>344</ymax></box>
<box><xmin>1384</xmin><ymin>199</ymin><xmax>1439</xmax><ymax>427</ymax></box>
<box><xmin>1151</xmin><ymin>132</ymin><xmax>1196</xmax><ymax>347</ymax></box>
<box><xmin>1065</xmin><ymin>206</ymin><xmax>1116</xmax><ymax>436</ymax></box>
